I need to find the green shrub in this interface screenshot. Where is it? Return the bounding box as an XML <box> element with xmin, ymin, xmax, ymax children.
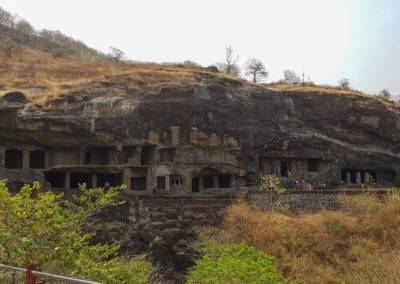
<box><xmin>187</xmin><ymin>241</ymin><xmax>288</xmax><ymax>283</ymax></box>
<box><xmin>0</xmin><ymin>180</ymin><xmax>153</xmax><ymax>283</ymax></box>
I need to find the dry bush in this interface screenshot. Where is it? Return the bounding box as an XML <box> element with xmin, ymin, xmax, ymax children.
<box><xmin>223</xmin><ymin>191</ymin><xmax>400</xmax><ymax>283</ymax></box>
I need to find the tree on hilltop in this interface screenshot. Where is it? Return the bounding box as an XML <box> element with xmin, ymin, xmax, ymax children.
<box><xmin>244</xmin><ymin>58</ymin><xmax>268</xmax><ymax>83</ymax></box>
<box><xmin>216</xmin><ymin>45</ymin><xmax>241</xmax><ymax>76</ymax></box>
<box><xmin>109</xmin><ymin>46</ymin><xmax>126</xmax><ymax>62</ymax></box>
<box><xmin>283</xmin><ymin>69</ymin><xmax>301</xmax><ymax>84</ymax></box>
<box><xmin>379</xmin><ymin>89</ymin><xmax>391</xmax><ymax>99</ymax></box>
<box><xmin>338</xmin><ymin>78</ymin><xmax>351</xmax><ymax>89</ymax></box>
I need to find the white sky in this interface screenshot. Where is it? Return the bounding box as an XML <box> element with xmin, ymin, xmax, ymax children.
<box><xmin>1</xmin><ymin>0</ymin><xmax>399</xmax><ymax>95</ymax></box>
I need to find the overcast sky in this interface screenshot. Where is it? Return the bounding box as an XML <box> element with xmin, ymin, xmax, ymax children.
<box><xmin>1</xmin><ymin>0</ymin><xmax>399</xmax><ymax>95</ymax></box>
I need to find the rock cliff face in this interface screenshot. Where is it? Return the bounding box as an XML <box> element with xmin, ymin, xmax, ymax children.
<box><xmin>1</xmin><ymin>73</ymin><xmax>400</xmax><ymax>191</ymax></box>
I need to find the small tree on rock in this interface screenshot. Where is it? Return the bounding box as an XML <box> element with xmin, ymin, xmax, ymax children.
<box><xmin>244</xmin><ymin>58</ymin><xmax>268</xmax><ymax>83</ymax></box>
<box><xmin>283</xmin><ymin>69</ymin><xmax>301</xmax><ymax>84</ymax></box>
<box><xmin>216</xmin><ymin>45</ymin><xmax>240</xmax><ymax>76</ymax></box>
<box><xmin>379</xmin><ymin>89</ymin><xmax>391</xmax><ymax>99</ymax></box>
<box><xmin>338</xmin><ymin>78</ymin><xmax>351</xmax><ymax>89</ymax></box>
<box><xmin>109</xmin><ymin>46</ymin><xmax>126</xmax><ymax>62</ymax></box>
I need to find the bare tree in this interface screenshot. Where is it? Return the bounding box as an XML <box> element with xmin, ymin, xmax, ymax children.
<box><xmin>0</xmin><ymin>7</ymin><xmax>17</xmax><ymax>27</ymax></box>
<box><xmin>216</xmin><ymin>45</ymin><xmax>240</xmax><ymax>76</ymax></box>
<box><xmin>0</xmin><ymin>38</ymin><xmax>22</xmax><ymax>57</ymax></box>
<box><xmin>244</xmin><ymin>58</ymin><xmax>268</xmax><ymax>83</ymax></box>
<box><xmin>379</xmin><ymin>89</ymin><xmax>391</xmax><ymax>99</ymax></box>
<box><xmin>283</xmin><ymin>70</ymin><xmax>301</xmax><ymax>84</ymax></box>
<box><xmin>338</xmin><ymin>78</ymin><xmax>351</xmax><ymax>89</ymax></box>
<box><xmin>109</xmin><ymin>46</ymin><xmax>126</xmax><ymax>62</ymax></box>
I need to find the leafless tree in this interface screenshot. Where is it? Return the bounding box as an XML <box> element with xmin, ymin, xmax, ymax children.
<box><xmin>338</xmin><ymin>78</ymin><xmax>351</xmax><ymax>89</ymax></box>
<box><xmin>0</xmin><ymin>7</ymin><xmax>17</xmax><ymax>27</ymax></box>
<box><xmin>216</xmin><ymin>45</ymin><xmax>240</xmax><ymax>76</ymax></box>
<box><xmin>244</xmin><ymin>58</ymin><xmax>268</xmax><ymax>83</ymax></box>
<box><xmin>109</xmin><ymin>46</ymin><xmax>126</xmax><ymax>62</ymax></box>
<box><xmin>379</xmin><ymin>89</ymin><xmax>391</xmax><ymax>99</ymax></box>
<box><xmin>283</xmin><ymin>69</ymin><xmax>301</xmax><ymax>84</ymax></box>
<box><xmin>0</xmin><ymin>38</ymin><xmax>22</xmax><ymax>57</ymax></box>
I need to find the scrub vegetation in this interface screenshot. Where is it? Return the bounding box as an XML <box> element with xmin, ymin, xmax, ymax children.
<box><xmin>192</xmin><ymin>190</ymin><xmax>400</xmax><ymax>283</ymax></box>
<box><xmin>0</xmin><ymin>180</ymin><xmax>153</xmax><ymax>283</ymax></box>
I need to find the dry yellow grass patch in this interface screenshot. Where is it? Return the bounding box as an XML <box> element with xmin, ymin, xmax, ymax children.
<box><xmin>223</xmin><ymin>191</ymin><xmax>400</xmax><ymax>283</ymax></box>
<box><xmin>0</xmin><ymin>45</ymin><xmax>210</xmax><ymax>105</ymax></box>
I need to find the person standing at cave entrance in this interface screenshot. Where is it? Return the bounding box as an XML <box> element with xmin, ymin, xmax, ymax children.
<box><xmin>104</xmin><ymin>181</ymin><xmax>110</xmax><ymax>191</ymax></box>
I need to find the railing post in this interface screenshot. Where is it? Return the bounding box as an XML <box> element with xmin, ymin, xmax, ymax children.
<box><xmin>26</xmin><ymin>264</ymin><xmax>36</xmax><ymax>284</ymax></box>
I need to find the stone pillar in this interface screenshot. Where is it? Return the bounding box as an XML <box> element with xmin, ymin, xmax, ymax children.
<box><xmin>0</xmin><ymin>146</ymin><xmax>4</xmax><ymax>168</ymax></box>
<box><xmin>23</xmin><ymin>149</ymin><xmax>30</xmax><ymax>169</ymax></box>
<box><xmin>364</xmin><ymin>172</ymin><xmax>369</xmax><ymax>185</ymax></box>
<box><xmin>356</xmin><ymin>172</ymin><xmax>361</xmax><ymax>186</ymax></box>
<box><xmin>65</xmin><ymin>171</ymin><xmax>70</xmax><ymax>189</ymax></box>
<box><xmin>346</xmin><ymin>172</ymin><xmax>351</xmax><ymax>184</ymax></box>
<box><xmin>122</xmin><ymin>167</ymin><xmax>130</xmax><ymax>188</ymax></box>
<box><xmin>165</xmin><ymin>175</ymin><xmax>170</xmax><ymax>191</ymax></box>
<box><xmin>92</xmin><ymin>173</ymin><xmax>97</xmax><ymax>188</ymax></box>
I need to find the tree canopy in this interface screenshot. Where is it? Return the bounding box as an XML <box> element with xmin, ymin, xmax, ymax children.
<box><xmin>0</xmin><ymin>180</ymin><xmax>153</xmax><ymax>283</ymax></box>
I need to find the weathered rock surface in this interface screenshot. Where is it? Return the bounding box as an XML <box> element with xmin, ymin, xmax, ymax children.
<box><xmin>1</xmin><ymin>74</ymin><xmax>400</xmax><ymax>190</ymax></box>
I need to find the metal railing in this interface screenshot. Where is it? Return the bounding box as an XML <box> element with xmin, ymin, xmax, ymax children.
<box><xmin>0</xmin><ymin>264</ymin><xmax>101</xmax><ymax>284</ymax></box>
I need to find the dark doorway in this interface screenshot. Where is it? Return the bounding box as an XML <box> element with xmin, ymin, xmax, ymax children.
<box><xmin>131</xmin><ymin>177</ymin><xmax>147</xmax><ymax>191</ymax></box>
<box><xmin>5</xmin><ymin>149</ymin><xmax>23</xmax><ymax>169</ymax></box>
<box><xmin>218</xmin><ymin>174</ymin><xmax>231</xmax><ymax>188</ymax></box>
<box><xmin>192</xmin><ymin>177</ymin><xmax>199</xmax><ymax>192</ymax></box>
<box><xmin>29</xmin><ymin>150</ymin><xmax>45</xmax><ymax>169</ymax></box>
<box><xmin>280</xmin><ymin>161</ymin><xmax>288</xmax><ymax>177</ymax></box>
<box><xmin>141</xmin><ymin>146</ymin><xmax>154</xmax><ymax>165</ymax></box>
<box><xmin>307</xmin><ymin>158</ymin><xmax>319</xmax><ymax>172</ymax></box>
<box><xmin>97</xmin><ymin>173</ymin><xmax>121</xmax><ymax>187</ymax></box>
<box><xmin>203</xmin><ymin>176</ymin><xmax>214</xmax><ymax>189</ymax></box>
<box><xmin>70</xmin><ymin>172</ymin><xmax>92</xmax><ymax>189</ymax></box>
<box><xmin>157</xmin><ymin>176</ymin><xmax>166</xmax><ymax>190</ymax></box>
<box><xmin>44</xmin><ymin>172</ymin><xmax>66</xmax><ymax>188</ymax></box>
<box><xmin>159</xmin><ymin>148</ymin><xmax>176</xmax><ymax>162</ymax></box>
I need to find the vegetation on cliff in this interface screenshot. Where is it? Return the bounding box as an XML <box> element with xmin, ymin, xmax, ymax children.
<box><xmin>0</xmin><ymin>180</ymin><xmax>153</xmax><ymax>283</ymax></box>
<box><xmin>198</xmin><ymin>190</ymin><xmax>400</xmax><ymax>283</ymax></box>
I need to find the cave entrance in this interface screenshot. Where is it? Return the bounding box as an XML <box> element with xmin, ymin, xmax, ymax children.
<box><xmin>5</xmin><ymin>149</ymin><xmax>23</xmax><ymax>169</ymax></box>
<box><xmin>157</xmin><ymin>176</ymin><xmax>166</xmax><ymax>190</ymax></box>
<box><xmin>97</xmin><ymin>173</ymin><xmax>121</xmax><ymax>187</ymax></box>
<box><xmin>140</xmin><ymin>146</ymin><xmax>155</xmax><ymax>165</ymax></box>
<box><xmin>70</xmin><ymin>172</ymin><xmax>92</xmax><ymax>189</ymax></box>
<box><xmin>203</xmin><ymin>176</ymin><xmax>214</xmax><ymax>189</ymax></box>
<box><xmin>85</xmin><ymin>147</ymin><xmax>109</xmax><ymax>165</ymax></box>
<box><xmin>159</xmin><ymin>148</ymin><xmax>176</xmax><ymax>162</ymax></box>
<box><xmin>29</xmin><ymin>150</ymin><xmax>45</xmax><ymax>169</ymax></box>
<box><xmin>44</xmin><ymin>172</ymin><xmax>66</xmax><ymax>188</ymax></box>
<box><xmin>280</xmin><ymin>161</ymin><xmax>289</xmax><ymax>177</ymax></box>
<box><xmin>192</xmin><ymin>177</ymin><xmax>199</xmax><ymax>192</ymax></box>
<box><xmin>341</xmin><ymin>170</ymin><xmax>377</xmax><ymax>184</ymax></box>
<box><xmin>218</xmin><ymin>174</ymin><xmax>231</xmax><ymax>188</ymax></box>
<box><xmin>131</xmin><ymin>177</ymin><xmax>147</xmax><ymax>191</ymax></box>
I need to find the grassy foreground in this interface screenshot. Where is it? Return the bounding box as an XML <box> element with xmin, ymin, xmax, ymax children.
<box><xmin>220</xmin><ymin>191</ymin><xmax>400</xmax><ymax>283</ymax></box>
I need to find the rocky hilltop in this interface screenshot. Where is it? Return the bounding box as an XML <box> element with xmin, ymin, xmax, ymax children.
<box><xmin>0</xmin><ymin>70</ymin><xmax>399</xmax><ymax>191</ymax></box>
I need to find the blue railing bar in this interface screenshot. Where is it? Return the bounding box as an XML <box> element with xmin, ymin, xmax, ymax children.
<box><xmin>33</xmin><ymin>271</ymin><xmax>101</xmax><ymax>284</ymax></box>
<box><xmin>0</xmin><ymin>264</ymin><xmax>101</xmax><ymax>284</ymax></box>
<box><xmin>0</xmin><ymin>264</ymin><xmax>25</xmax><ymax>273</ymax></box>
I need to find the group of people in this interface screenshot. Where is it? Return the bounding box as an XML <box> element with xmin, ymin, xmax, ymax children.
<box><xmin>81</xmin><ymin>181</ymin><xmax>110</xmax><ymax>190</ymax></box>
<box><xmin>290</xmin><ymin>180</ymin><xmax>326</xmax><ymax>191</ymax></box>
<box><xmin>286</xmin><ymin>174</ymin><xmax>327</xmax><ymax>191</ymax></box>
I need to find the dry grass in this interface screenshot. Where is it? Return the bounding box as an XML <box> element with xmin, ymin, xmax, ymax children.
<box><xmin>0</xmin><ymin>45</ymin><xmax>208</xmax><ymax>105</ymax></box>
<box><xmin>1</xmin><ymin>44</ymin><xmax>398</xmax><ymax>110</ymax></box>
<box><xmin>223</xmin><ymin>191</ymin><xmax>400</xmax><ymax>283</ymax></box>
